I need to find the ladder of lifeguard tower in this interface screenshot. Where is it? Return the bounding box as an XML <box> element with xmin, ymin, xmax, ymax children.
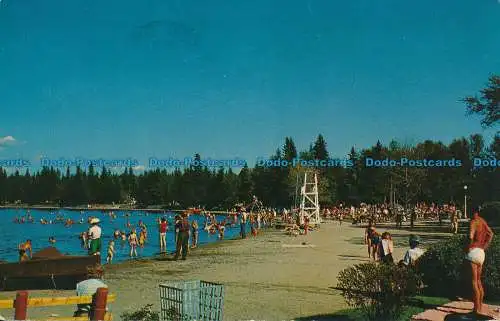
<box><xmin>299</xmin><ymin>172</ymin><xmax>321</xmax><ymax>225</ymax></box>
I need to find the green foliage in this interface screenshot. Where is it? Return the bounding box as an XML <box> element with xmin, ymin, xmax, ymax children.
<box><xmin>0</xmin><ymin>133</ymin><xmax>499</xmax><ymax>208</ymax></box>
<box><xmin>463</xmin><ymin>74</ymin><xmax>500</xmax><ymax>128</ymax></box>
<box><xmin>121</xmin><ymin>304</ymin><xmax>160</xmax><ymax>321</ymax></box>
<box><xmin>418</xmin><ymin>234</ymin><xmax>500</xmax><ymax>299</ymax></box>
<box><xmin>417</xmin><ymin>235</ymin><xmax>468</xmax><ymax>297</ymax></box>
<box><xmin>337</xmin><ymin>263</ymin><xmax>422</xmax><ymax>321</ymax></box>
<box><xmin>481</xmin><ymin>202</ymin><xmax>500</xmax><ymax>226</ymax></box>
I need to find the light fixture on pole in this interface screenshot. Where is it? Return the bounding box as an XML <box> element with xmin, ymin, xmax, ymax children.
<box><xmin>463</xmin><ymin>185</ymin><xmax>468</xmax><ymax>219</ymax></box>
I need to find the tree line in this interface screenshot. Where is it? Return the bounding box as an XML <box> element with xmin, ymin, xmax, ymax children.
<box><xmin>0</xmin><ymin>133</ymin><xmax>498</xmax><ymax>209</ymax></box>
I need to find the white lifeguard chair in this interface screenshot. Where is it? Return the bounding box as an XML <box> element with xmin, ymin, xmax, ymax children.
<box><xmin>299</xmin><ymin>171</ymin><xmax>321</xmax><ymax>226</ymax></box>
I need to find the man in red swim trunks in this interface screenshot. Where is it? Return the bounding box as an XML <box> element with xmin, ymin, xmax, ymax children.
<box><xmin>466</xmin><ymin>208</ymin><xmax>494</xmax><ymax>316</ymax></box>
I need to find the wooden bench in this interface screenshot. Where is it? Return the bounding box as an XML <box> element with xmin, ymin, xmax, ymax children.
<box><xmin>0</xmin><ymin>288</ymin><xmax>115</xmax><ymax>321</ymax></box>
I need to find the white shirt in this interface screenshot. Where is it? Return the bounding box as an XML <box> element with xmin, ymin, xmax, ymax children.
<box><xmin>76</xmin><ymin>279</ymin><xmax>107</xmax><ymax>312</ymax></box>
<box><xmin>381</xmin><ymin>239</ymin><xmax>393</xmax><ymax>255</ymax></box>
<box><xmin>88</xmin><ymin>225</ymin><xmax>102</xmax><ymax>240</ymax></box>
<box><xmin>403</xmin><ymin>247</ymin><xmax>425</xmax><ymax>265</ymax></box>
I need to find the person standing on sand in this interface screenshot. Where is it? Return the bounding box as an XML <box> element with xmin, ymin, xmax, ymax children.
<box><xmin>379</xmin><ymin>232</ymin><xmax>394</xmax><ymax>264</ymax></box>
<box><xmin>159</xmin><ymin>217</ymin><xmax>168</xmax><ymax>253</ymax></box>
<box><xmin>466</xmin><ymin>208</ymin><xmax>494</xmax><ymax>317</ymax></box>
<box><xmin>88</xmin><ymin>218</ymin><xmax>102</xmax><ymax>256</ymax></box>
<box><xmin>174</xmin><ymin>215</ymin><xmax>181</xmax><ymax>245</ymax></box>
<box><xmin>451</xmin><ymin>209</ymin><xmax>459</xmax><ymax>234</ymax></box>
<box><xmin>174</xmin><ymin>212</ymin><xmax>190</xmax><ymax>260</ymax></box>
<box><xmin>364</xmin><ymin>222</ymin><xmax>375</xmax><ymax>259</ymax></box>
<box><xmin>240</xmin><ymin>209</ymin><xmax>248</xmax><ymax>239</ymax></box>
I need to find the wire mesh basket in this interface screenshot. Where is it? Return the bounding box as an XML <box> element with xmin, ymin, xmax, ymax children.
<box><xmin>159</xmin><ymin>280</ymin><xmax>224</xmax><ymax>321</ymax></box>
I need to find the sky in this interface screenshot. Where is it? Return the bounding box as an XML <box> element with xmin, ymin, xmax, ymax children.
<box><xmin>0</xmin><ymin>0</ymin><xmax>499</xmax><ymax>171</ymax></box>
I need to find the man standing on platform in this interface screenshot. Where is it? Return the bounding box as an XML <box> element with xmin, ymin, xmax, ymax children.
<box><xmin>88</xmin><ymin>218</ymin><xmax>102</xmax><ymax>256</ymax></box>
<box><xmin>466</xmin><ymin>207</ymin><xmax>494</xmax><ymax>317</ymax></box>
<box><xmin>174</xmin><ymin>212</ymin><xmax>190</xmax><ymax>260</ymax></box>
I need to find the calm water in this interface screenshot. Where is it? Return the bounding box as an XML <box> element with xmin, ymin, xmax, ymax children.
<box><xmin>0</xmin><ymin>209</ymin><xmax>248</xmax><ymax>263</ymax></box>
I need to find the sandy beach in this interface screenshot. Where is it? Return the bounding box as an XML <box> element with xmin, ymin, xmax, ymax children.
<box><xmin>0</xmin><ymin>221</ymin><xmax>451</xmax><ymax>320</ymax></box>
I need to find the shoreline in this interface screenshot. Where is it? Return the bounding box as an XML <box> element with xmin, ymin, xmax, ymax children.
<box><xmin>0</xmin><ymin>205</ymin><xmax>235</xmax><ymax>215</ymax></box>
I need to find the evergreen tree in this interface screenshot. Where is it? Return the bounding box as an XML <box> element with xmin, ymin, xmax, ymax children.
<box><xmin>312</xmin><ymin>134</ymin><xmax>329</xmax><ymax>161</ymax></box>
<box><xmin>237</xmin><ymin>164</ymin><xmax>252</xmax><ymax>204</ymax></box>
<box><xmin>283</xmin><ymin>137</ymin><xmax>298</xmax><ymax>161</ymax></box>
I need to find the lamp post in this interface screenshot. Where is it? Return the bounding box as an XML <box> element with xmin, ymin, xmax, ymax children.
<box><xmin>464</xmin><ymin>185</ymin><xmax>468</xmax><ymax>219</ymax></box>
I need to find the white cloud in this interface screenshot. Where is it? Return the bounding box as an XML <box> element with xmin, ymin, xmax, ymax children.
<box><xmin>0</xmin><ymin>136</ymin><xmax>17</xmax><ymax>150</ymax></box>
<box><xmin>0</xmin><ymin>136</ymin><xmax>16</xmax><ymax>145</ymax></box>
<box><xmin>133</xmin><ymin>165</ymin><xmax>146</xmax><ymax>172</ymax></box>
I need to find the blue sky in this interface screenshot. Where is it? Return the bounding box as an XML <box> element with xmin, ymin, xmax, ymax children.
<box><xmin>0</xmin><ymin>0</ymin><xmax>499</xmax><ymax>170</ymax></box>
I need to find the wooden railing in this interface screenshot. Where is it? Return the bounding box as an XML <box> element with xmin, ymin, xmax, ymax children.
<box><xmin>0</xmin><ymin>288</ymin><xmax>115</xmax><ymax>321</ymax></box>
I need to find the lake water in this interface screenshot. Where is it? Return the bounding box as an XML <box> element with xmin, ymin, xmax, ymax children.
<box><xmin>0</xmin><ymin>209</ymin><xmax>249</xmax><ymax>263</ymax></box>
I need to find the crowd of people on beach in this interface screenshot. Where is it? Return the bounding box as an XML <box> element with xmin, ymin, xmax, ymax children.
<box><xmin>13</xmin><ymin>203</ymin><xmax>275</xmax><ymax>264</ymax></box>
<box><xmin>13</xmin><ymin>199</ymin><xmax>466</xmax><ymax>265</ymax></box>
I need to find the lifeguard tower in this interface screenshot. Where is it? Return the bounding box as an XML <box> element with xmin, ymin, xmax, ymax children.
<box><xmin>298</xmin><ymin>171</ymin><xmax>321</xmax><ymax>226</ymax></box>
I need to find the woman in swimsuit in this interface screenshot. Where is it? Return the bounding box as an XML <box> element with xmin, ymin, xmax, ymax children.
<box><xmin>364</xmin><ymin>222</ymin><xmax>376</xmax><ymax>259</ymax></box>
<box><xmin>129</xmin><ymin>230</ymin><xmax>138</xmax><ymax>258</ymax></box>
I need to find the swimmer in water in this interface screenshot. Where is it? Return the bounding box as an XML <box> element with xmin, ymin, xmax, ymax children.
<box><xmin>128</xmin><ymin>229</ymin><xmax>138</xmax><ymax>258</ymax></box>
<box><xmin>18</xmin><ymin>239</ymin><xmax>32</xmax><ymax>262</ymax></box>
<box><xmin>218</xmin><ymin>223</ymin><xmax>225</xmax><ymax>240</ymax></box>
<box><xmin>121</xmin><ymin>231</ymin><xmax>127</xmax><ymax>249</ymax></box>
<box><xmin>49</xmin><ymin>236</ymin><xmax>56</xmax><ymax>245</ymax></box>
<box><xmin>139</xmin><ymin>228</ymin><xmax>146</xmax><ymax>249</ymax></box>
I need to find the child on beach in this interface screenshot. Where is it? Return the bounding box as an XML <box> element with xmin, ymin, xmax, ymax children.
<box><xmin>129</xmin><ymin>230</ymin><xmax>138</xmax><ymax>258</ymax></box>
<box><xmin>159</xmin><ymin>217</ymin><xmax>168</xmax><ymax>253</ymax></box>
<box><xmin>379</xmin><ymin>232</ymin><xmax>394</xmax><ymax>264</ymax></box>
<box><xmin>106</xmin><ymin>241</ymin><xmax>115</xmax><ymax>264</ymax></box>
<box><xmin>251</xmin><ymin>224</ymin><xmax>257</xmax><ymax>237</ymax></box>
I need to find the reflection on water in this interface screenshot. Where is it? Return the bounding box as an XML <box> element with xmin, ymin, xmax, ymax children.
<box><xmin>0</xmin><ymin>209</ymin><xmax>246</xmax><ymax>263</ymax></box>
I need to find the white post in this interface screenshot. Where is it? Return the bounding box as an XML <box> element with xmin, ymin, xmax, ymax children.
<box><xmin>463</xmin><ymin>185</ymin><xmax>468</xmax><ymax>219</ymax></box>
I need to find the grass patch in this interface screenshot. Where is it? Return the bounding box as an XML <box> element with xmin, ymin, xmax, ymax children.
<box><xmin>295</xmin><ymin>296</ymin><xmax>449</xmax><ymax>321</ymax></box>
